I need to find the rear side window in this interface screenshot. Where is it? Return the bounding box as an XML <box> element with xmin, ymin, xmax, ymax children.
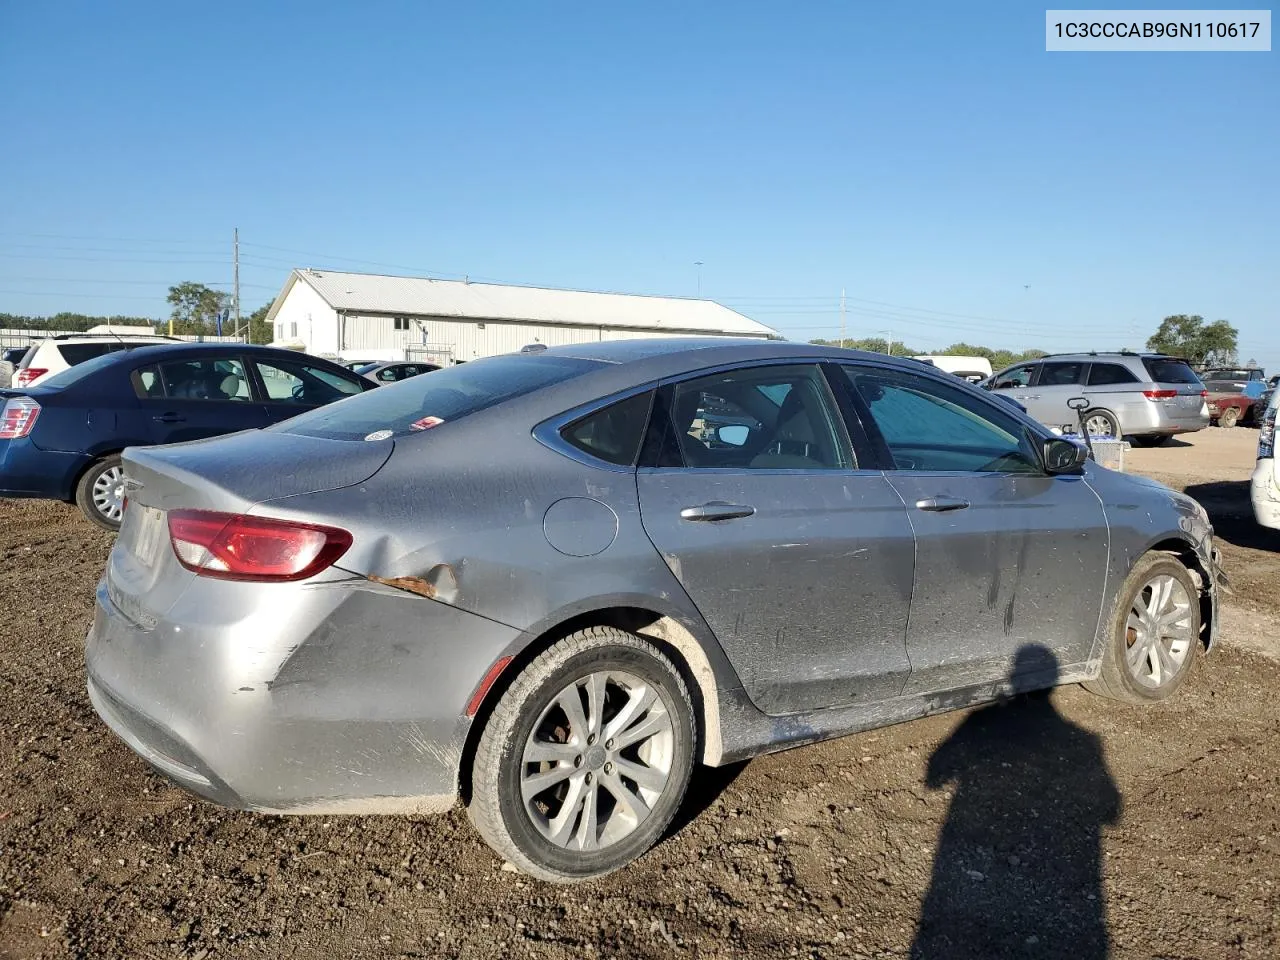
<box><xmin>561</xmin><ymin>391</ymin><xmax>654</xmax><ymax>466</ymax></box>
<box><xmin>160</xmin><ymin>358</ymin><xmax>251</xmax><ymax>401</ymax></box>
<box><xmin>1087</xmin><ymin>363</ymin><xmax>1139</xmax><ymax>386</ymax></box>
<box><xmin>130</xmin><ymin>365</ymin><xmax>164</xmax><ymax>398</ymax></box>
<box><xmin>278</xmin><ymin>353</ymin><xmax>602</xmax><ymax>440</ymax></box>
<box><xmin>1143</xmin><ymin>358</ymin><xmax>1201</xmax><ymax>385</ymax></box>
<box><xmin>57</xmin><ymin>342</ymin><xmax>119</xmax><ymax>365</ymax></box>
<box><xmin>1038</xmin><ymin>362</ymin><xmax>1085</xmax><ymax>386</ymax></box>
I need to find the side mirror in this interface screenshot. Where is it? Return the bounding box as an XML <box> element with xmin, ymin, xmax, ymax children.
<box><xmin>1044</xmin><ymin>437</ymin><xmax>1089</xmax><ymax>474</ymax></box>
<box><xmin>717</xmin><ymin>424</ymin><xmax>749</xmax><ymax>447</ymax></box>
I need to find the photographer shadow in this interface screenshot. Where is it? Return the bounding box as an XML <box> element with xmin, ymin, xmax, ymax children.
<box><xmin>910</xmin><ymin>645</ymin><xmax>1121</xmax><ymax>959</ymax></box>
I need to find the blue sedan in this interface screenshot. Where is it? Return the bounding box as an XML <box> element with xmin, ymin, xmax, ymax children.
<box><xmin>0</xmin><ymin>342</ymin><xmax>374</xmax><ymax>529</ymax></box>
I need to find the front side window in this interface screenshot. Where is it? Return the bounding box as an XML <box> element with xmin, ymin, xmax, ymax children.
<box><xmin>158</xmin><ymin>358</ymin><xmax>250</xmax><ymax>401</ymax></box>
<box><xmin>844</xmin><ymin>367</ymin><xmax>1041</xmax><ymax>474</ymax></box>
<box><xmin>662</xmin><ymin>364</ymin><xmax>852</xmax><ymax>470</ymax></box>
<box><xmin>991</xmin><ymin>364</ymin><xmax>1036</xmax><ymax>389</ymax></box>
<box><xmin>1038</xmin><ymin>361</ymin><xmax>1085</xmax><ymax>386</ymax></box>
<box><xmin>254</xmin><ymin>358</ymin><xmax>367</xmax><ymax>405</ymax></box>
<box><xmin>561</xmin><ymin>391</ymin><xmax>654</xmax><ymax>466</ymax></box>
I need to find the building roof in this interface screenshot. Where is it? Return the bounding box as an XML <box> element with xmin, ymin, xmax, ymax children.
<box><xmin>266</xmin><ymin>269</ymin><xmax>775</xmax><ymax>337</ymax></box>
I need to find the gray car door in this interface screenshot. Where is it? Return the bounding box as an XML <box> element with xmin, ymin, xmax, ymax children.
<box><xmin>987</xmin><ymin>362</ymin><xmax>1052</xmax><ymax>422</ymax></box>
<box><xmin>1033</xmin><ymin>360</ymin><xmax>1090</xmax><ymax>432</ymax></box>
<box><xmin>635</xmin><ymin>362</ymin><xmax>916</xmax><ymax>716</ymax></box>
<box><xmin>840</xmin><ymin>364</ymin><xmax>1109</xmax><ymax>693</ymax></box>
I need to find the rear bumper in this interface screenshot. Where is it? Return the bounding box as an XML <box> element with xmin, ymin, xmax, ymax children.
<box><xmin>85</xmin><ymin>572</ymin><xmax>522</xmax><ymax>815</ymax></box>
<box><xmin>0</xmin><ymin>439</ymin><xmax>86</xmax><ymax>500</ymax></box>
<box><xmin>1253</xmin><ymin>459</ymin><xmax>1280</xmax><ymax>530</ymax></box>
<box><xmin>1117</xmin><ymin>399</ymin><xmax>1209</xmax><ymax>436</ymax></box>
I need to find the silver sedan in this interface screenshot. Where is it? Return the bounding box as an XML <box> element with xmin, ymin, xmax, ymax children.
<box><xmin>87</xmin><ymin>338</ymin><xmax>1222</xmax><ymax>881</ymax></box>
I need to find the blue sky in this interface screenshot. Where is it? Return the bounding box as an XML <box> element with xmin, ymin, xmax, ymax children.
<box><xmin>1</xmin><ymin>1</ymin><xmax>1275</xmax><ymax>366</ymax></box>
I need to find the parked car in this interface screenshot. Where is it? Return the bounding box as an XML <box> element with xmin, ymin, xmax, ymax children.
<box><xmin>1200</xmin><ymin>366</ymin><xmax>1268</xmax><ymax>400</ymax></box>
<box><xmin>0</xmin><ymin>346</ymin><xmax>31</xmax><ymax>388</ymax></box>
<box><xmin>12</xmin><ymin>332</ymin><xmax>179</xmax><ymax>387</ymax></box>
<box><xmin>0</xmin><ymin>343</ymin><xmax>374</xmax><ymax>530</ymax></box>
<box><xmin>1253</xmin><ymin>389</ymin><xmax>1279</xmax><ymax>530</ymax></box>
<box><xmin>985</xmin><ymin>352</ymin><xmax>1208</xmax><ymax>444</ymax></box>
<box><xmin>85</xmin><ymin>339</ymin><xmax>1223</xmax><ymax>882</ymax></box>
<box><xmin>912</xmin><ymin>355</ymin><xmax>993</xmax><ymax>383</ymax></box>
<box><xmin>356</xmin><ymin>360</ymin><xmax>441</xmax><ymax>384</ymax></box>
<box><xmin>1207</xmin><ymin>393</ymin><xmax>1261</xmax><ymax>429</ymax></box>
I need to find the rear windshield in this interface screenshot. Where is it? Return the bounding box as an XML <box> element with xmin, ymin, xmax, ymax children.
<box><xmin>1142</xmin><ymin>358</ymin><xmax>1202</xmax><ymax>385</ymax></box>
<box><xmin>277</xmin><ymin>353</ymin><xmax>602</xmax><ymax>441</ymax></box>
<box><xmin>37</xmin><ymin>350</ymin><xmax>134</xmax><ymax>389</ymax></box>
<box><xmin>1202</xmin><ymin>369</ymin><xmax>1256</xmax><ymax>381</ymax></box>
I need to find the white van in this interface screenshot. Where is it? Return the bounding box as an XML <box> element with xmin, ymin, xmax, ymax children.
<box><xmin>1252</xmin><ymin>390</ymin><xmax>1279</xmax><ymax>530</ymax></box>
<box><xmin>913</xmin><ymin>355</ymin><xmax>994</xmax><ymax>383</ymax></box>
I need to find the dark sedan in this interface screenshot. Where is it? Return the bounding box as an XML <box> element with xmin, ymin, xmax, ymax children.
<box><xmin>0</xmin><ymin>343</ymin><xmax>373</xmax><ymax>529</ymax></box>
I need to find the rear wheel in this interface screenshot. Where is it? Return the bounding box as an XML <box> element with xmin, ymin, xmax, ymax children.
<box><xmin>467</xmin><ymin>627</ymin><xmax>697</xmax><ymax>882</ymax></box>
<box><xmin>1218</xmin><ymin>406</ymin><xmax>1240</xmax><ymax>428</ymax></box>
<box><xmin>1084</xmin><ymin>409</ymin><xmax>1120</xmax><ymax>438</ymax></box>
<box><xmin>75</xmin><ymin>455</ymin><xmax>125</xmax><ymax>531</ymax></box>
<box><xmin>1084</xmin><ymin>553</ymin><xmax>1200</xmax><ymax>703</ymax></box>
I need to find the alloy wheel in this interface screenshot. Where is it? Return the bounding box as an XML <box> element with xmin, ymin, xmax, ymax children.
<box><xmin>1085</xmin><ymin>414</ymin><xmax>1116</xmax><ymax>437</ymax></box>
<box><xmin>520</xmin><ymin>670</ymin><xmax>674</xmax><ymax>852</ymax></box>
<box><xmin>1125</xmin><ymin>574</ymin><xmax>1194</xmax><ymax>689</ymax></box>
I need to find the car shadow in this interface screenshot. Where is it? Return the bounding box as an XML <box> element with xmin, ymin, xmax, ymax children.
<box><xmin>664</xmin><ymin>759</ymin><xmax>750</xmax><ymax>839</ymax></box>
<box><xmin>1184</xmin><ymin>480</ymin><xmax>1280</xmax><ymax>552</ymax></box>
<box><xmin>910</xmin><ymin>646</ymin><xmax>1121</xmax><ymax>959</ymax></box>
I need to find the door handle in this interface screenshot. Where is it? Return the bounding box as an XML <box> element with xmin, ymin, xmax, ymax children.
<box><xmin>1014</xmin><ymin>394</ymin><xmax>1040</xmax><ymax>400</ymax></box>
<box><xmin>915</xmin><ymin>496</ymin><xmax>970</xmax><ymax>513</ymax></box>
<box><xmin>679</xmin><ymin>502</ymin><xmax>756</xmax><ymax>522</ymax></box>
<box><xmin>152</xmin><ymin>413</ymin><xmax>186</xmax><ymax>423</ymax></box>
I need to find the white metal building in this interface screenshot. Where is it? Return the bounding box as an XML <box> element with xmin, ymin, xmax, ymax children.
<box><xmin>265</xmin><ymin>269</ymin><xmax>776</xmax><ymax>364</ymax></box>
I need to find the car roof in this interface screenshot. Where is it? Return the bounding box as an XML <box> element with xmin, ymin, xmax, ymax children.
<box><xmin>543</xmin><ymin>336</ymin><xmax>904</xmax><ymax>367</ymax></box>
<box><xmin>1030</xmin><ymin>352</ymin><xmax>1180</xmax><ymax>362</ymax></box>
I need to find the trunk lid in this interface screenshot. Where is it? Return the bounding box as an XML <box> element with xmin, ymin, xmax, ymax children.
<box><xmin>123</xmin><ymin>429</ymin><xmax>394</xmax><ymax>514</ymax></box>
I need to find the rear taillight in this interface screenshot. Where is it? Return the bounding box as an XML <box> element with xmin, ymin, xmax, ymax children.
<box><xmin>14</xmin><ymin>368</ymin><xmax>47</xmax><ymax>387</ymax></box>
<box><xmin>0</xmin><ymin>397</ymin><xmax>41</xmax><ymax>439</ymax></box>
<box><xmin>1261</xmin><ymin>407</ymin><xmax>1276</xmax><ymax>460</ymax></box>
<box><xmin>1143</xmin><ymin>389</ymin><xmax>1178</xmax><ymax>400</ymax></box>
<box><xmin>167</xmin><ymin>510</ymin><xmax>352</xmax><ymax>582</ymax></box>
<box><xmin>1200</xmin><ymin>390</ymin><xmax>1209</xmax><ymax>398</ymax></box>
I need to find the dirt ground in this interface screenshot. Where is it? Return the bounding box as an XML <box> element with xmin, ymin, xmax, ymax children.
<box><xmin>2</xmin><ymin>428</ymin><xmax>1278</xmax><ymax>959</ymax></box>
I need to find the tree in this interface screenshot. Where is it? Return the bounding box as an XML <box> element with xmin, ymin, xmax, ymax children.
<box><xmin>166</xmin><ymin>282</ymin><xmax>230</xmax><ymax>335</ymax></box>
<box><xmin>244</xmin><ymin>303</ymin><xmax>273</xmax><ymax>344</ymax></box>
<box><xmin>1146</xmin><ymin>315</ymin><xmax>1237</xmax><ymax>367</ymax></box>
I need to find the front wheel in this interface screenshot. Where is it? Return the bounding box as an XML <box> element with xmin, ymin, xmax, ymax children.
<box><xmin>1218</xmin><ymin>406</ymin><xmax>1240</xmax><ymax>428</ymax></box>
<box><xmin>1084</xmin><ymin>553</ymin><xmax>1200</xmax><ymax>703</ymax></box>
<box><xmin>75</xmin><ymin>455</ymin><xmax>125</xmax><ymax>531</ymax></box>
<box><xmin>467</xmin><ymin>627</ymin><xmax>697</xmax><ymax>882</ymax></box>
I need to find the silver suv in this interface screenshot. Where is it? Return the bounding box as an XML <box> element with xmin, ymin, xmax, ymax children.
<box><xmin>986</xmin><ymin>352</ymin><xmax>1208</xmax><ymax>445</ymax></box>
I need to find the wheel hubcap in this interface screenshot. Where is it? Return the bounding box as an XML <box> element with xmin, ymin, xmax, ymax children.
<box><xmin>1125</xmin><ymin>574</ymin><xmax>1194</xmax><ymax>689</ymax></box>
<box><xmin>91</xmin><ymin>466</ymin><xmax>125</xmax><ymax>522</ymax></box>
<box><xmin>520</xmin><ymin>670</ymin><xmax>674</xmax><ymax>852</ymax></box>
<box><xmin>1086</xmin><ymin>414</ymin><xmax>1114</xmax><ymax>437</ymax></box>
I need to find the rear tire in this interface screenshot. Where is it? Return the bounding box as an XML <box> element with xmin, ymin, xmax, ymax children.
<box><xmin>1084</xmin><ymin>553</ymin><xmax>1200</xmax><ymax>704</ymax></box>
<box><xmin>75</xmin><ymin>455</ymin><xmax>126</xmax><ymax>532</ymax></box>
<box><xmin>467</xmin><ymin>627</ymin><xmax>697</xmax><ymax>883</ymax></box>
<box><xmin>1083</xmin><ymin>408</ymin><xmax>1120</xmax><ymax>438</ymax></box>
<box><xmin>1218</xmin><ymin>406</ymin><xmax>1240</xmax><ymax>428</ymax></box>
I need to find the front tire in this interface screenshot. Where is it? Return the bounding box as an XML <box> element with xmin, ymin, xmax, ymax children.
<box><xmin>1218</xmin><ymin>406</ymin><xmax>1240</xmax><ymax>428</ymax></box>
<box><xmin>1084</xmin><ymin>553</ymin><xmax>1200</xmax><ymax>703</ymax></box>
<box><xmin>467</xmin><ymin>627</ymin><xmax>697</xmax><ymax>882</ymax></box>
<box><xmin>75</xmin><ymin>455</ymin><xmax>125</xmax><ymax>531</ymax></box>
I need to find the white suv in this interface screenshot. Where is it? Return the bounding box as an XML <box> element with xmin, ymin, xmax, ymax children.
<box><xmin>12</xmin><ymin>333</ymin><xmax>175</xmax><ymax>387</ymax></box>
<box><xmin>1252</xmin><ymin>389</ymin><xmax>1279</xmax><ymax>529</ymax></box>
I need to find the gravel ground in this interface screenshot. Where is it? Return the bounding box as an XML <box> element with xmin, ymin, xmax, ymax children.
<box><xmin>2</xmin><ymin>428</ymin><xmax>1278</xmax><ymax>959</ymax></box>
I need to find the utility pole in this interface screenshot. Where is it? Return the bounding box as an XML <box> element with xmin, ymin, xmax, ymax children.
<box><xmin>694</xmin><ymin>261</ymin><xmax>704</xmax><ymax>297</ymax></box>
<box><xmin>233</xmin><ymin>227</ymin><xmax>241</xmax><ymax>341</ymax></box>
<box><xmin>839</xmin><ymin>288</ymin><xmax>846</xmax><ymax>348</ymax></box>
